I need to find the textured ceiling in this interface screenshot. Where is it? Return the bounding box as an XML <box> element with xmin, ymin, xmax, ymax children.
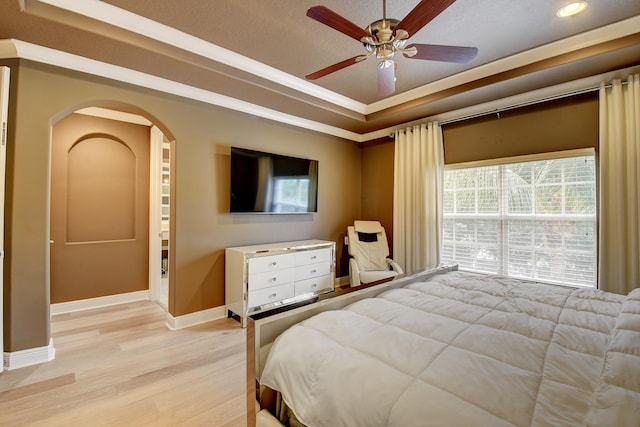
<box><xmin>1</xmin><ymin>0</ymin><xmax>640</xmax><ymax>138</ymax></box>
<box><xmin>101</xmin><ymin>0</ymin><xmax>640</xmax><ymax>103</ymax></box>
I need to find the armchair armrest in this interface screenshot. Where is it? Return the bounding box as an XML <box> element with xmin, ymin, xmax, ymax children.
<box><xmin>386</xmin><ymin>258</ymin><xmax>404</xmax><ymax>275</ymax></box>
<box><xmin>349</xmin><ymin>258</ymin><xmax>361</xmax><ymax>288</ymax></box>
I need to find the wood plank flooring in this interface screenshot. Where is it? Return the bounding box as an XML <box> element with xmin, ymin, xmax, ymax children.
<box><xmin>0</xmin><ymin>301</ymin><xmax>248</xmax><ymax>426</ymax></box>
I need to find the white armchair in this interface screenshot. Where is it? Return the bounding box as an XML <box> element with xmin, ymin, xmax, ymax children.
<box><xmin>347</xmin><ymin>220</ymin><xmax>403</xmax><ymax>287</ymax></box>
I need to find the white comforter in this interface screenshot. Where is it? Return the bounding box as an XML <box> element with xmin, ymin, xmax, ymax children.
<box><xmin>260</xmin><ymin>271</ymin><xmax>640</xmax><ymax>427</ymax></box>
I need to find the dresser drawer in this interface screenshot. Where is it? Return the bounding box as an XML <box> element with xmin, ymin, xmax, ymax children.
<box><xmin>248</xmin><ymin>268</ymin><xmax>295</xmax><ymax>291</ymax></box>
<box><xmin>294</xmin><ymin>262</ymin><xmax>330</xmax><ymax>281</ymax></box>
<box><xmin>248</xmin><ymin>283</ymin><xmax>295</xmax><ymax>308</ymax></box>
<box><xmin>248</xmin><ymin>253</ymin><xmax>296</xmax><ymax>275</ymax></box>
<box><xmin>295</xmin><ymin>275</ymin><xmax>333</xmax><ymax>296</ymax></box>
<box><xmin>295</xmin><ymin>248</ymin><xmax>332</xmax><ymax>266</ymax></box>
<box><xmin>226</xmin><ymin>240</ymin><xmax>336</xmax><ymax>327</ymax></box>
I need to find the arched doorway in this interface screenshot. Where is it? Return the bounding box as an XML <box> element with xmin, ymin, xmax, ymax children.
<box><xmin>49</xmin><ymin>104</ymin><xmax>174</xmax><ymax>313</ymax></box>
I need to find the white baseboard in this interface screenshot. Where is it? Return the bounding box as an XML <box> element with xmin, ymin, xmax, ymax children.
<box><xmin>165</xmin><ymin>305</ymin><xmax>227</xmax><ymax>330</ymax></box>
<box><xmin>50</xmin><ymin>290</ymin><xmax>150</xmax><ymax>315</ymax></box>
<box><xmin>4</xmin><ymin>338</ymin><xmax>56</xmax><ymax>370</ymax></box>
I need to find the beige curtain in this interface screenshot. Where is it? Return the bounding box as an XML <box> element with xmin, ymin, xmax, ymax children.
<box><xmin>393</xmin><ymin>123</ymin><xmax>444</xmax><ymax>274</ymax></box>
<box><xmin>599</xmin><ymin>74</ymin><xmax>640</xmax><ymax>294</ymax></box>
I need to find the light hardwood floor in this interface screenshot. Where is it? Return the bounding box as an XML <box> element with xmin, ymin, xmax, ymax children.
<box><xmin>0</xmin><ymin>301</ymin><xmax>248</xmax><ymax>426</ymax></box>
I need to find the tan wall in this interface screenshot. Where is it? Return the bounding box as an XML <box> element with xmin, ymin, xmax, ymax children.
<box><xmin>4</xmin><ymin>59</ymin><xmax>51</xmax><ymax>351</ymax></box>
<box><xmin>3</xmin><ymin>59</ymin><xmax>361</xmax><ymax>351</ymax></box>
<box><xmin>360</xmin><ymin>140</ymin><xmax>395</xmax><ymax>256</ymax></box>
<box><xmin>51</xmin><ymin>114</ymin><xmax>151</xmax><ymax>303</ymax></box>
<box><xmin>443</xmin><ymin>93</ymin><xmax>599</xmax><ymax>164</ymax></box>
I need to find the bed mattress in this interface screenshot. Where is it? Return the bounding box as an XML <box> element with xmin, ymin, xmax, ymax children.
<box><xmin>260</xmin><ymin>271</ymin><xmax>640</xmax><ymax>427</ymax></box>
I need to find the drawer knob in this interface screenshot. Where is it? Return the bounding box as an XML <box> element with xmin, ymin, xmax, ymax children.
<box><xmin>311</xmin><ymin>269</ymin><xmax>316</xmax><ymax>274</ymax></box>
<box><xmin>311</xmin><ymin>283</ymin><xmax>317</xmax><ymax>288</ymax></box>
<box><xmin>271</xmin><ymin>261</ymin><xmax>277</xmax><ymax>266</ymax></box>
<box><xmin>311</xmin><ymin>255</ymin><xmax>317</xmax><ymax>260</ymax></box>
<box><xmin>271</xmin><ymin>277</ymin><xmax>277</xmax><ymax>282</ymax></box>
<box><xmin>269</xmin><ymin>293</ymin><xmax>277</xmax><ymax>298</ymax></box>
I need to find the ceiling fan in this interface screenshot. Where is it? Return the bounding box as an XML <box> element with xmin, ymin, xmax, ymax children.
<box><xmin>305</xmin><ymin>0</ymin><xmax>478</xmax><ymax>96</ymax></box>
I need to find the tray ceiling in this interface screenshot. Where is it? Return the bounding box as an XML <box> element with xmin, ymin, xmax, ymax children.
<box><xmin>1</xmin><ymin>0</ymin><xmax>640</xmax><ymax>140</ymax></box>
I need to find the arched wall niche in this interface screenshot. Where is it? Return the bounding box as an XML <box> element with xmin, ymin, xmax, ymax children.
<box><xmin>49</xmin><ymin>99</ymin><xmax>176</xmax><ymax>312</ymax></box>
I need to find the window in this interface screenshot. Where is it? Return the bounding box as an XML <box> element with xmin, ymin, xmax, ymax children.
<box><xmin>442</xmin><ymin>152</ymin><xmax>597</xmax><ymax>287</ymax></box>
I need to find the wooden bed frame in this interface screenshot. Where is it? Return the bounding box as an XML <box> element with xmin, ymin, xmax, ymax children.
<box><xmin>245</xmin><ymin>264</ymin><xmax>458</xmax><ymax>425</ymax></box>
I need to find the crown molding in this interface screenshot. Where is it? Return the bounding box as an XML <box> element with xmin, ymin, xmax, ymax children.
<box><xmin>2</xmin><ymin>3</ymin><xmax>640</xmax><ymax>144</ymax></box>
<box><xmin>361</xmin><ymin>62</ymin><xmax>640</xmax><ymax>141</ymax></box>
<box><xmin>0</xmin><ymin>39</ymin><xmax>363</xmax><ymax>141</ymax></box>
<box><xmin>25</xmin><ymin>1</ymin><xmax>640</xmax><ymax>120</ymax></box>
<box><xmin>30</xmin><ymin>0</ymin><xmax>368</xmax><ymax>114</ymax></box>
<box><xmin>3</xmin><ymin>38</ymin><xmax>639</xmax><ymax>143</ymax></box>
<box><xmin>365</xmin><ymin>14</ymin><xmax>640</xmax><ymax>115</ymax></box>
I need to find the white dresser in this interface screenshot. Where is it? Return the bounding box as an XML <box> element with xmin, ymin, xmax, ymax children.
<box><xmin>225</xmin><ymin>239</ymin><xmax>335</xmax><ymax>327</ymax></box>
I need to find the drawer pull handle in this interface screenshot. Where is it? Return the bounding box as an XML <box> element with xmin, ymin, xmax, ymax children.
<box><xmin>269</xmin><ymin>293</ymin><xmax>277</xmax><ymax>298</ymax></box>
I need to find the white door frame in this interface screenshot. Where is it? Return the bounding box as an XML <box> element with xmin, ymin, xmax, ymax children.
<box><xmin>148</xmin><ymin>126</ymin><xmax>164</xmax><ymax>305</ymax></box>
<box><xmin>0</xmin><ymin>66</ymin><xmax>11</xmax><ymax>372</ymax></box>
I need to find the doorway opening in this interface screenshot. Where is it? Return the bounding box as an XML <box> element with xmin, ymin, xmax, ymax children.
<box><xmin>150</xmin><ymin>126</ymin><xmax>171</xmax><ymax>309</ymax></box>
<box><xmin>49</xmin><ymin>105</ymin><xmax>174</xmax><ymax>314</ymax></box>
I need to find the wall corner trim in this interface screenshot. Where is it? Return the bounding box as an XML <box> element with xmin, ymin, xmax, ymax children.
<box><xmin>165</xmin><ymin>306</ymin><xmax>227</xmax><ymax>330</ymax></box>
<box><xmin>4</xmin><ymin>338</ymin><xmax>56</xmax><ymax>370</ymax></box>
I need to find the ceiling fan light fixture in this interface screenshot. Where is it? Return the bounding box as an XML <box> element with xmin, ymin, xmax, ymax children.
<box><xmin>556</xmin><ymin>1</ymin><xmax>588</xmax><ymax>17</ymax></box>
<box><xmin>376</xmin><ymin>44</ymin><xmax>394</xmax><ymax>60</ymax></box>
<box><xmin>377</xmin><ymin>59</ymin><xmax>395</xmax><ymax>96</ymax></box>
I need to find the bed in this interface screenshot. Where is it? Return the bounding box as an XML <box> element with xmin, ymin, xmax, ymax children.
<box><xmin>259</xmin><ymin>270</ymin><xmax>640</xmax><ymax>427</ymax></box>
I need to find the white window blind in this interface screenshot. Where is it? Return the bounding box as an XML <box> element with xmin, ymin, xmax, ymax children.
<box><xmin>442</xmin><ymin>152</ymin><xmax>597</xmax><ymax>287</ymax></box>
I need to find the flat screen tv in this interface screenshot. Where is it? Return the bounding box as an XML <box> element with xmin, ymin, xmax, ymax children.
<box><xmin>230</xmin><ymin>147</ymin><xmax>318</xmax><ymax>214</ymax></box>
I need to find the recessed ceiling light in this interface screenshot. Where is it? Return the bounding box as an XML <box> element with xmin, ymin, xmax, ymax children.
<box><xmin>557</xmin><ymin>1</ymin><xmax>588</xmax><ymax>17</ymax></box>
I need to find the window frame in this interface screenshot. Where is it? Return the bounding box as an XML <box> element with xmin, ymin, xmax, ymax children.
<box><xmin>442</xmin><ymin>148</ymin><xmax>598</xmax><ymax>288</ymax></box>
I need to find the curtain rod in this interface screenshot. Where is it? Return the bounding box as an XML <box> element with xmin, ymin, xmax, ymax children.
<box><xmin>389</xmin><ymin>78</ymin><xmax>631</xmax><ymax>138</ymax></box>
<box><xmin>438</xmin><ymin>86</ymin><xmax>599</xmax><ymax>126</ymax></box>
<box><xmin>439</xmin><ymin>78</ymin><xmax>632</xmax><ymax>127</ymax></box>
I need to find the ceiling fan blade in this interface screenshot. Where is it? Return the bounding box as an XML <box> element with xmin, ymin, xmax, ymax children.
<box><xmin>305</xmin><ymin>56</ymin><xmax>365</xmax><ymax>80</ymax></box>
<box><xmin>377</xmin><ymin>60</ymin><xmax>395</xmax><ymax>96</ymax></box>
<box><xmin>405</xmin><ymin>44</ymin><xmax>478</xmax><ymax>63</ymax></box>
<box><xmin>396</xmin><ymin>0</ymin><xmax>457</xmax><ymax>38</ymax></box>
<box><xmin>307</xmin><ymin>6</ymin><xmax>371</xmax><ymax>42</ymax></box>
